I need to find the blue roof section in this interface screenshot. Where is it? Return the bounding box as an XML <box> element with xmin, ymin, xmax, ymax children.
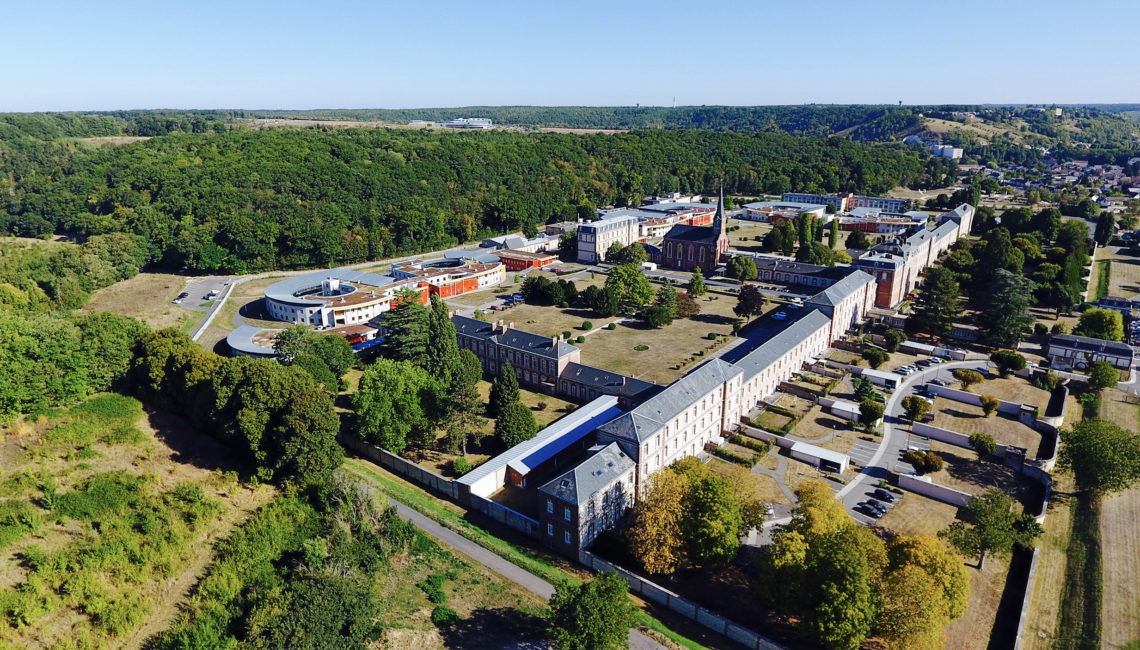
<box><xmin>507</xmin><ymin>400</ymin><xmax>623</xmax><ymax>476</ymax></box>
<box><xmin>264</xmin><ymin>269</ymin><xmax>397</xmax><ymax>305</ymax></box>
<box><xmin>351</xmin><ymin>338</ymin><xmax>384</xmax><ymax>352</ymax></box>
<box><xmin>457</xmin><ymin>396</ymin><xmax>622</xmax><ymax>488</ymax></box>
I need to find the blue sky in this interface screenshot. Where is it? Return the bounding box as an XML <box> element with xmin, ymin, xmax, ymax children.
<box><xmin>4</xmin><ymin>0</ymin><xmax>1138</xmax><ymax>111</ymax></box>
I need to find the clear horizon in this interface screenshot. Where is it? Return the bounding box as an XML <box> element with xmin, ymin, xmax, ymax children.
<box><xmin>5</xmin><ymin>0</ymin><xmax>1139</xmax><ymax>112</ymax></box>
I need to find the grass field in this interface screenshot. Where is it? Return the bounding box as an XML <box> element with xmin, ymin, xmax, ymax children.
<box><xmin>725</xmin><ymin>220</ymin><xmax>773</xmax><ymax>253</ymax></box>
<box><xmin>1097</xmin><ymin>390</ymin><xmax>1140</xmax><ymax>648</ymax></box>
<box><xmin>0</xmin><ymin>394</ymin><xmax>274</xmax><ymax>648</ymax></box>
<box><xmin>80</xmin><ymin>272</ymin><xmax>197</xmax><ymax>331</ymax></box>
<box><xmin>1105</xmin><ymin>248</ymin><xmax>1140</xmax><ymax>297</ymax></box>
<box><xmin>373</xmin><ymin>529</ymin><xmax>547</xmax><ymax>649</ymax></box>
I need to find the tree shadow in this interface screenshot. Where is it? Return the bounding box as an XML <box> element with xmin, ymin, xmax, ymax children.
<box><xmin>439</xmin><ymin>607</ymin><xmax>549</xmax><ymax>649</ymax></box>
<box><xmin>939</xmin><ymin>450</ymin><xmax>1040</xmax><ymax>506</ymax></box>
<box><xmin>693</xmin><ymin>313</ymin><xmax>736</xmax><ymax>326</ymax></box>
<box><xmin>943</xmin><ymin>407</ymin><xmax>982</xmax><ymax>420</ymax></box>
<box><xmin>144</xmin><ymin>409</ymin><xmax>248</xmax><ymax>475</ymax></box>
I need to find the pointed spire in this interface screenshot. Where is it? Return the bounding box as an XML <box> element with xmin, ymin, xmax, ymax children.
<box><xmin>715</xmin><ymin>185</ymin><xmax>726</xmax><ymax>236</ymax></box>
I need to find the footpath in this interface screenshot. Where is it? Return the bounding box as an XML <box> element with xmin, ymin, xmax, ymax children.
<box><xmin>387</xmin><ymin>497</ymin><xmax>665</xmax><ymax>650</ymax></box>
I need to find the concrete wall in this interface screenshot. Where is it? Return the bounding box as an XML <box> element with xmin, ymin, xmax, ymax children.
<box><xmin>469</xmin><ymin>494</ymin><xmax>540</xmax><ymax>539</ymax></box>
<box><xmin>579</xmin><ymin>551</ymin><xmax>787</xmax><ymax>650</ymax></box>
<box><xmin>928</xmin><ymin>384</ymin><xmax>1022</xmax><ymax>415</ymax></box>
<box><xmin>740</xmin><ymin>424</ymin><xmax>794</xmax><ymax>450</ymax></box>
<box><xmin>1013</xmin><ymin>547</ymin><xmax>1042</xmax><ymax>650</ymax></box>
<box><xmin>898</xmin><ymin>473</ymin><xmax>974</xmax><ymax>507</ymax></box>
<box><xmin>911</xmin><ymin>421</ymin><xmax>975</xmax><ymax>450</ymax></box>
<box><xmin>340</xmin><ymin>433</ymin><xmax>459</xmax><ymax>500</ymax></box>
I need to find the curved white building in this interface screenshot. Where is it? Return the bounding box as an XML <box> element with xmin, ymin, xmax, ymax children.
<box><xmin>264</xmin><ymin>269</ymin><xmax>424</xmax><ymax>328</ymax></box>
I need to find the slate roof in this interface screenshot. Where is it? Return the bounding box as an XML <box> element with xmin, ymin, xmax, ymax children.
<box><xmin>451</xmin><ymin>315</ymin><xmax>578</xmax><ymax>360</ymax></box>
<box><xmin>562</xmin><ymin>362</ymin><xmax>662</xmax><ymax>403</ymax></box>
<box><xmin>733</xmin><ymin>309</ymin><xmax>832</xmax><ymax>381</ymax></box>
<box><xmin>1049</xmin><ymin>333</ymin><xmax>1134</xmax><ymax>358</ymax></box>
<box><xmin>755</xmin><ymin>258</ymin><xmax>856</xmax><ymax>282</ymax></box>
<box><xmin>264</xmin><ymin>269</ymin><xmax>399</xmax><ymax>305</ymax></box>
<box><xmin>664</xmin><ymin>223</ymin><xmax>719</xmax><ymax>243</ymax></box>
<box><xmin>538</xmin><ymin>442</ymin><xmax>634</xmax><ymax>506</ymax></box>
<box><xmin>805</xmin><ymin>270</ymin><xmax>874</xmax><ymax>307</ymax></box>
<box><xmin>596</xmin><ymin>358</ymin><xmax>741</xmax><ymax>445</ymax></box>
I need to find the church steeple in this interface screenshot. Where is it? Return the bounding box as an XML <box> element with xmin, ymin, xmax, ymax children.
<box><xmin>714</xmin><ymin>185</ymin><xmax>726</xmax><ymax>236</ymax></box>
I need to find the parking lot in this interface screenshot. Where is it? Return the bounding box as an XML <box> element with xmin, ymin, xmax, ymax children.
<box><xmin>848</xmin><ymin>485</ymin><xmax>903</xmax><ymax>526</ymax></box>
<box><xmin>175</xmin><ymin>276</ymin><xmax>233</xmax><ymax>312</ymax></box>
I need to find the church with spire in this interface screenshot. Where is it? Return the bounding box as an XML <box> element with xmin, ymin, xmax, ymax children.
<box><xmin>660</xmin><ymin>188</ymin><xmax>730</xmax><ymax>271</ymax></box>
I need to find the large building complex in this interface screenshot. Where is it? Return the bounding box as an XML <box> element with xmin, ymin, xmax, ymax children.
<box><xmin>782</xmin><ymin>192</ymin><xmax>910</xmax><ymax>213</ymax></box>
<box><xmin>740</xmin><ymin>201</ymin><xmax>827</xmax><ymax>223</ymax></box>
<box><xmin>854</xmin><ymin>204</ymin><xmax>974</xmax><ymax>308</ymax></box>
<box><xmin>263</xmin><ymin>269</ymin><xmax>428</xmax><ymax>328</ymax></box>
<box><xmin>576</xmin><ymin>215</ymin><xmax>641</xmax><ymax>263</ymax></box>
<box><xmin>390</xmin><ymin>253</ymin><xmax>504</xmax><ymax>298</ymax></box>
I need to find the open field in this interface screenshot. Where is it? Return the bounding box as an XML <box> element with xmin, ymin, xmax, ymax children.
<box><xmin>0</xmin><ymin>394</ymin><xmax>274</xmax><ymax>649</ymax></box>
<box><xmin>1098</xmin><ymin>389</ymin><xmax>1140</xmax><ymax>648</ymax></box>
<box><xmin>874</xmin><ymin>489</ymin><xmax>1011</xmax><ymax>649</ymax></box>
<box><xmin>930</xmin><ymin>398</ymin><xmax>1044</xmax><ymax>456</ymax></box>
<box><xmin>577</xmin><ymin>296</ymin><xmax>744</xmax><ymax>386</ymax></box>
<box><xmin>75</xmin><ymin>136</ymin><xmax>151</xmax><ymax>147</ymax></box>
<box><xmin>887</xmin><ymin>184</ymin><xmax>959</xmax><ymax>201</ymax></box>
<box><xmin>80</xmin><ymin>272</ymin><xmax>197</xmax><ymax>331</ymax></box>
<box><xmin>1100</xmin><ymin>486</ymin><xmax>1140</xmax><ymax>648</ymax></box>
<box><xmin>922</xmin><ymin>116</ymin><xmax>1022</xmax><ymax>143</ymax></box>
<box><xmin>1105</xmin><ymin>248</ymin><xmax>1140</xmax><ymax>297</ymax></box>
<box><xmin>725</xmin><ymin>219</ymin><xmax>773</xmax><ymax>252</ymax></box>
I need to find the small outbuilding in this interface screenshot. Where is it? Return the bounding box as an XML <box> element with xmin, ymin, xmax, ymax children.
<box><xmin>790</xmin><ymin>441</ymin><xmax>850</xmax><ymax>473</ymax></box>
<box><xmin>859</xmin><ymin>368</ymin><xmax>902</xmax><ymax>389</ymax></box>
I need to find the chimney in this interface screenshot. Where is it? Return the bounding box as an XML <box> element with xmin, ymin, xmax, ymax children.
<box><xmin>552</xmin><ymin>336</ymin><xmax>559</xmax><ymax>347</ymax></box>
<box><xmin>508</xmin><ymin>321</ymin><xmax>514</xmax><ymax>330</ymax></box>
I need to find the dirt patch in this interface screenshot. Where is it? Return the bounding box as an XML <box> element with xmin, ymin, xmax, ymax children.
<box><xmin>80</xmin><ymin>272</ymin><xmax>195</xmax><ymax>330</ymax></box>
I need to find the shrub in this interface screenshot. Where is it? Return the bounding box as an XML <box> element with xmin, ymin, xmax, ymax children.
<box><xmin>979</xmin><ymin>395</ymin><xmax>1000</xmax><ymax>417</ymax></box>
<box><xmin>1034</xmin><ymin>323</ymin><xmax>1049</xmax><ymax>336</ymax></box>
<box><xmin>729</xmin><ymin>434</ymin><xmax>770</xmax><ymax>454</ymax></box>
<box><xmin>707</xmin><ymin>332</ymin><xmax>718</xmax><ymax>340</ymax></box>
<box><xmin>634</xmin><ymin>344</ymin><xmax>649</xmax><ymax>351</ymax></box>
<box><xmin>452</xmin><ymin>457</ymin><xmax>472</xmax><ymax>475</ymax></box>
<box><xmin>431</xmin><ymin>605</ymin><xmax>460</xmax><ymax>627</ymax></box>
<box><xmin>902</xmin><ymin>450</ymin><xmax>943</xmax><ymax>474</ymax></box>
<box><xmin>953</xmin><ymin>368</ymin><xmax>985</xmax><ymax>391</ymax></box>
<box><xmin>712</xmin><ymin>447</ymin><xmax>758</xmax><ymax>468</ymax></box>
<box><xmin>576</xmin><ymin>335</ymin><xmax>585</xmax><ymax>343</ymax></box>
<box><xmin>582</xmin><ymin>321</ymin><xmax>593</xmax><ymax>330</ymax></box>
<box><xmin>969</xmin><ymin>433</ymin><xmax>998</xmax><ymax>457</ymax></box>
<box><xmin>562</xmin><ymin>330</ymin><xmax>572</xmax><ymax>339</ymax></box>
<box><xmin>606</xmin><ymin>322</ymin><xmax>617</xmax><ymax>330</ymax></box>
<box><xmin>418</xmin><ymin>573</ymin><xmax>452</xmax><ymax>604</ymax></box>
<box><xmin>862</xmin><ymin>348</ymin><xmax>889</xmax><ymax>369</ymax></box>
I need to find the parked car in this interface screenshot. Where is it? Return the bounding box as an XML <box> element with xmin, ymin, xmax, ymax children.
<box><xmin>773</xmin><ymin>311</ymin><xmax>788</xmax><ymax>321</ymax></box>
<box><xmin>873</xmin><ymin>488</ymin><xmax>896</xmax><ymax>503</ymax></box>
<box><xmin>929</xmin><ymin>378</ymin><xmax>948</xmax><ymax>387</ymax></box>
<box><xmin>867</xmin><ymin>499</ymin><xmax>889</xmax><ymax>514</ymax></box>
<box><xmin>857</xmin><ymin>504</ymin><xmax>883</xmax><ymax>519</ymax></box>
<box><xmin>929</xmin><ymin>357</ymin><xmax>944</xmax><ymax>364</ymax></box>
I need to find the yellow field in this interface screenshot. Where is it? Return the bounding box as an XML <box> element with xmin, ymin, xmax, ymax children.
<box><xmin>80</xmin><ymin>272</ymin><xmax>196</xmax><ymax>331</ymax></box>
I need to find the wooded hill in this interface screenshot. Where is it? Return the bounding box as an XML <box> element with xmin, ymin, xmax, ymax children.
<box><xmin>1</xmin><ymin>127</ymin><xmax>948</xmax><ymax>273</ymax></box>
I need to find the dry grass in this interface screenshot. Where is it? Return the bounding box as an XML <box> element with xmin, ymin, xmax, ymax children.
<box><xmin>80</xmin><ymin>272</ymin><xmax>197</xmax><ymax>331</ymax></box>
<box><xmin>922</xmin><ymin>116</ymin><xmax>1021</xmax><ymax>143</ymax></box>
<box><xmin>75</xmin><ymin>135</ymin><xmax>150</xmax><ymax>147</ymax></box>
<box><xmin>1020</xmin><ymin>474</ymin><xmax>1076</xmax><ymax>650</ymax></box>
<box><xmin>875</xmin><ymin>491</ymin><xmax>960</xmax><ymax>538</ymax></box>
<box><xmin>1107</xmin><ymin>251</ymin><xmax>1140</xmax><ymax>296</ymax></box>
<box><xmin>706</xmin><ymin>458</ymin><xmax>792</xmax><ymax>508</ymax></box>
<box><xmin>924</xmin><ymin>441</ymin><xmax>1039</xmax><ymax>511</ymax></box>
<box><xmin>1099</xmin><ymin>486</ymin><xmax>1140</xmax><ymax>648</ymax></box>
<box><xmin>929</xmin><ymin>398</ymin><xmax>1044</xmax><ymax>456</ymax></box>
<box><xmin>943</xmin><ymin>554</ymin><xmax>1014</xmax><ymax>650</ymax></box>
<box><xmin>726</xmin><ymin>220</ymin><xmax>774</xmax><ymax>253</ymax></box>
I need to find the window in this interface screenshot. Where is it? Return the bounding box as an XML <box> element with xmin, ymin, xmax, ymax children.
<box><xmin>547</xmin><ymin>500</ymin><xmax>554</xmax><ymax>514</ymax></box>
<box><xmin>564</xmin><ymin>507</ymin><xmax>571</xmax><ymax>522</ymax></box>
<box><xmin>547</xmin><ymin>523</ymin><xmax>553</xmax><ymax>536</ymax></box>
<box><xmin>564</xmin><ymin>531</ymin><xmax>572</xmax><ymax>545</ymax></box>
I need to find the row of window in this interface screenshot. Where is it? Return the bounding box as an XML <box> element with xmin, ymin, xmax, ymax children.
<box><xmin>546</xmin><ymin>523</ymin><xmax>572</xmax><ymax>545</ymax></box>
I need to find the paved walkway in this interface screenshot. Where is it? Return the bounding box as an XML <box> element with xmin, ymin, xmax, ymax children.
<box><xmin>386</xmin><ymin>498</ymin><xmax>665</xmax><ymax>650</ymax></box>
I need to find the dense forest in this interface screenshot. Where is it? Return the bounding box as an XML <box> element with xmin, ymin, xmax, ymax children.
<box><xmin>1</xmin><ymin>127</ymin><xmax>946</xmax><ymax>272</ymax></box>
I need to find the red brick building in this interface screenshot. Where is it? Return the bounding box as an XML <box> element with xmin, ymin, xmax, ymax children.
<box><xmin>661</xmin><ymin>192</ymin><xmax>729</xmax><ymax>271</ymax></box>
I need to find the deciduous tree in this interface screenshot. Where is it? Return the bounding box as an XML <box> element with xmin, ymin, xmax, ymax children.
<box><xmin>979</xmin><ymin>395</ymin><xmax>999</xmax><ymax>417</ymax></box>
<box><xmin>939</xmin><ymin>488</ymin><xmax>1041</xmax><ymax>569</ymax></box>
<box><xmin>548</xmin><ymin>571</ymin><xmax>633</xmax><ymax>650</ymax></box>
<box><xmin>953</xmin><ymin>368</ymin><xmax>984</xmax><ymax>392</ymax></box>
<box><xmin>1075</xmin><ymin>308</ymin><xmax>1124</xmax><ymax>342</ymax></box>
<box><xmin>902</xmin><ymin>395</ymin><xmax>931</xmax><ymax>422</ymax></box>
<box><xmin>1059</xmin><ymin>418</ymin><xmax>1140</xmax><ymax>495</ymax></box>
<box><xmin>1088</xmin><ymin>360</ymin><xmax>1118</xmax><ymax>391</ymax></box>
<box><xmin>353</xmin><ymin>359</ymin><xmax>441</xmax><ymax>453</ymax></box>
<box><xmin>726</xmin><ymin>255</ymin><xmax>757</xmax><ymax>283</ymax></box>
<box><xmin>688</xmin><ymin>268</ymin><xmax>707</xmax><ymax>296</ymax></box>
<box><xmin>969</xmin><ymin>432</ymin><xmax>997</xmax><ymax>458</ymax></box>
<box><xmin>733</xmin><ymin>284</ymin><xmax>766</xmax><ymax>319</ymax></box>
<box><xmin>989</xmin><ymin>350</ymin><xmax>1026</xmax><ymax>377</ymax></box>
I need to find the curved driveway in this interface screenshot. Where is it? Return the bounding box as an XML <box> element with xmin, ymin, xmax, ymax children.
<box><xmin>833</xmin><ymin>359</ymin><xmax>988</xmax><ymax>517</ymax></box>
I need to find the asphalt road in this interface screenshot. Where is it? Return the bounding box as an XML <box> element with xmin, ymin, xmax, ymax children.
<box><xmin>833</xmin><ymin>359</ymin><xmax>989</xmax><ymax>523</ymax></box>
